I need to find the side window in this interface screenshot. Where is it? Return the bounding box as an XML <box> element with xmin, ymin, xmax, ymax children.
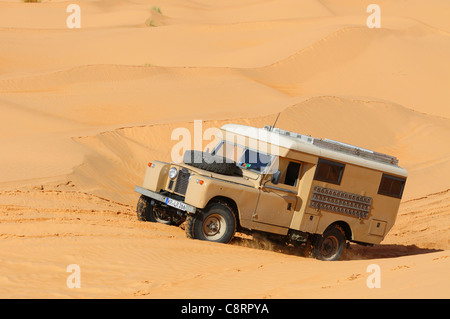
<box><xmin>283</xmin><ymin>161</ymin><xmax>301</xmax><ymax>187</ymax></box>
<box><xmin>378</xmin><ymin>174</ymin><xmax>406</xmax><ymax>198</ymax></box>
<box><xmin>274</xmin><ymin>158</ymin><xmax>302</xmax><ymax>188</ymax></box>
<box><xmin>314</xmin><ymin>158</ymin><xmax>345</xmax><ymax>185</ymax></box>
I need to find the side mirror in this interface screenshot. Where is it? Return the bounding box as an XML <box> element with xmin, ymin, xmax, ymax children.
<box><xmin>271</xmin><ymin>170</ymin><xmax>281</xmax><ymax>185</ymax></box>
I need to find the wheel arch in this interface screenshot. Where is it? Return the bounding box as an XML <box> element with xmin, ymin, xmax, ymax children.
<box><xmin>205</xmin><ymin>196</ymin><xmax>240</xmax><ymax>230</ymax></box>
<box><xmin>324</xmin><ymin>220</ymin><xmax>352</xmax><ymax>241</ymax></box>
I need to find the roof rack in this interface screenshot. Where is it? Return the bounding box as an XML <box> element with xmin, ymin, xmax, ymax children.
<box><xmin>263</xmin><ymin>125</ymin><xmax>399</xmax><ymax>166</ymax></box>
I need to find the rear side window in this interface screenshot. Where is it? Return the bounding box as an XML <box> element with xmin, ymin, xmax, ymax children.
<box><xmin>378</xmin><ymin>174</ymin><xmax>406</xmax><ymax>198</ymax></box>
<box><xmin>282</xmin><ymin>161</ymin><xmax>302</xmax><ymax>187</ymax></box>
<box><xmin>314</xmin><ymin>158</ymin><xmax>345</xmax><ymax>185</ymax></box>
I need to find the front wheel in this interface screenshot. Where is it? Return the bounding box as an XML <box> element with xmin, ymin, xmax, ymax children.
<box><xmin>185</xmin><ymin>202</ymin><xmax>236</xmax><ymax>243</ymax></box>
<box><xmin>312</xmin><ymin>226</ymin><xmax>346</xmax><ymax>261</ymax></box>
<box><xmin>136</xmin><ymin>195</ymin><xmax>171</xmax><ymax>224</ymax></box>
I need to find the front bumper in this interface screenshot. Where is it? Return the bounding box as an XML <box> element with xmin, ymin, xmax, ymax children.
<box><xmin>134</xmin><ymin>185</ymin><xmax>196</xmax><ymax>213</ymax></box>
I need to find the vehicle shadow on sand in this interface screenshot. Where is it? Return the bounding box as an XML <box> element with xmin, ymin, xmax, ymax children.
<box><xmin>342</xmin><ymin>244</ymin><xmax>442</xmax><ymax>260</ymax></box>
<box><xmin>230</xmin><ymin>235</ymin><xmax>442</xmax><ymax>261</ymax></box>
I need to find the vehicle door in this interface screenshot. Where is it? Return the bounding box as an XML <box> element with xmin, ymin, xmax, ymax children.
<box><xmin>253</xmin><ymin>158</ymin><xmax>302</xmax><ymax>228</ymax></box>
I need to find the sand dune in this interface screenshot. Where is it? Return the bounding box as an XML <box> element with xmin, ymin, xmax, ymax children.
<box><xmin>0</xmin><ymin>0</ymin><xmax>449</xmax><ymax>299</ymax></box>
<box><xmin>0</xmin><ymin>187</ymin><xmax>448</xmax><ymax>298</ymax></box>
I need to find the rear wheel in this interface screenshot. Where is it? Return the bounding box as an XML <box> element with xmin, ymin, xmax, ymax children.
<box><xmin>313</xmin><ymin>226</ymin><xmax>346</xmax><ymax>261</ymax></box>
<box><xmin>185</xmin><ymin>202</ymin><xmax>236</xmax><ymax>243</ymax></box>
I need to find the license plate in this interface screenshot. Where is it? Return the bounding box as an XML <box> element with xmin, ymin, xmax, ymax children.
<box><xmin>165</xmin><ymin>197</ymin><xmax>187</xmax><ymax>211</ymax></box>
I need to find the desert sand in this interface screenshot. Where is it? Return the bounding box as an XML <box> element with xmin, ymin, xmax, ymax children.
<box><xmin>0</xmin><ymin>0</ymin><xmax>449</xmax><ymax>299</ymax></box>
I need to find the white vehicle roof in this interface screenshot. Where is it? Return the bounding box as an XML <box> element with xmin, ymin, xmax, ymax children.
<box><xmin>220</xmin><ymin>124</ymin><xmax>408</xmax><ymax>177</ymax></box>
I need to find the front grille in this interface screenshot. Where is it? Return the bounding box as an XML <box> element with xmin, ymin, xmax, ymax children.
<box><xmin>174</xmin><ymin>169</ymin><xmax>190</xmax><ymax>195</ymax></box>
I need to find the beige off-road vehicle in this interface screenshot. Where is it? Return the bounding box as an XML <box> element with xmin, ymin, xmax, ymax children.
<box><xmin>134</xmin><ymin>124</ymin><xmax>407</xmax><ymax>260</ymax></box>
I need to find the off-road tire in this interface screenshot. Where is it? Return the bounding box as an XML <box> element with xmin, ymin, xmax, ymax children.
<box><xmin>184</xmin><ymin>214</ymin><xmax>195</xmax><ymax>239</ymax></box>
<box><xmin>183</xmin><ymin>150</ymin><xmax>238</xmax><ymax>176</ymax></box>
<box><xmin>136</xmin><ymin>195</ymin><xmax>155</xmax><ymax>222</ymax></box>
<box><xmin>136</xmin><ymin>195</ymin><xmax>171</xmax><ymax>224</ymax></box>
<box><xmin>312</xmin><ymin>226</ymin><xmax>346</xmax><ymax>261</ymax></box>
<box><xmin>185</xmin><ymin>202</ymin><xmax>236</xmax><ymax>243</ymax></box>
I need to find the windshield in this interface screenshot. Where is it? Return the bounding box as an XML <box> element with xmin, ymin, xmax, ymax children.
<box><xmin>212</xmin><ymin>140</ymin><xmax>273</xmax><ymax>174</ymax></box>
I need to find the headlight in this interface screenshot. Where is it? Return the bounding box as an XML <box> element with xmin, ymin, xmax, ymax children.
<box><xmin>168</xmin><ymin>167</ymin><xmax>178</xmax><ymax>179</ymax></box>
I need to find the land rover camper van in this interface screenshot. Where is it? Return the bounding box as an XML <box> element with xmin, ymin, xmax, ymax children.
<box><xmin>134</xmin><ymin>124</ymin><xmax>407</xmax><ymax>260</ymax></box>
